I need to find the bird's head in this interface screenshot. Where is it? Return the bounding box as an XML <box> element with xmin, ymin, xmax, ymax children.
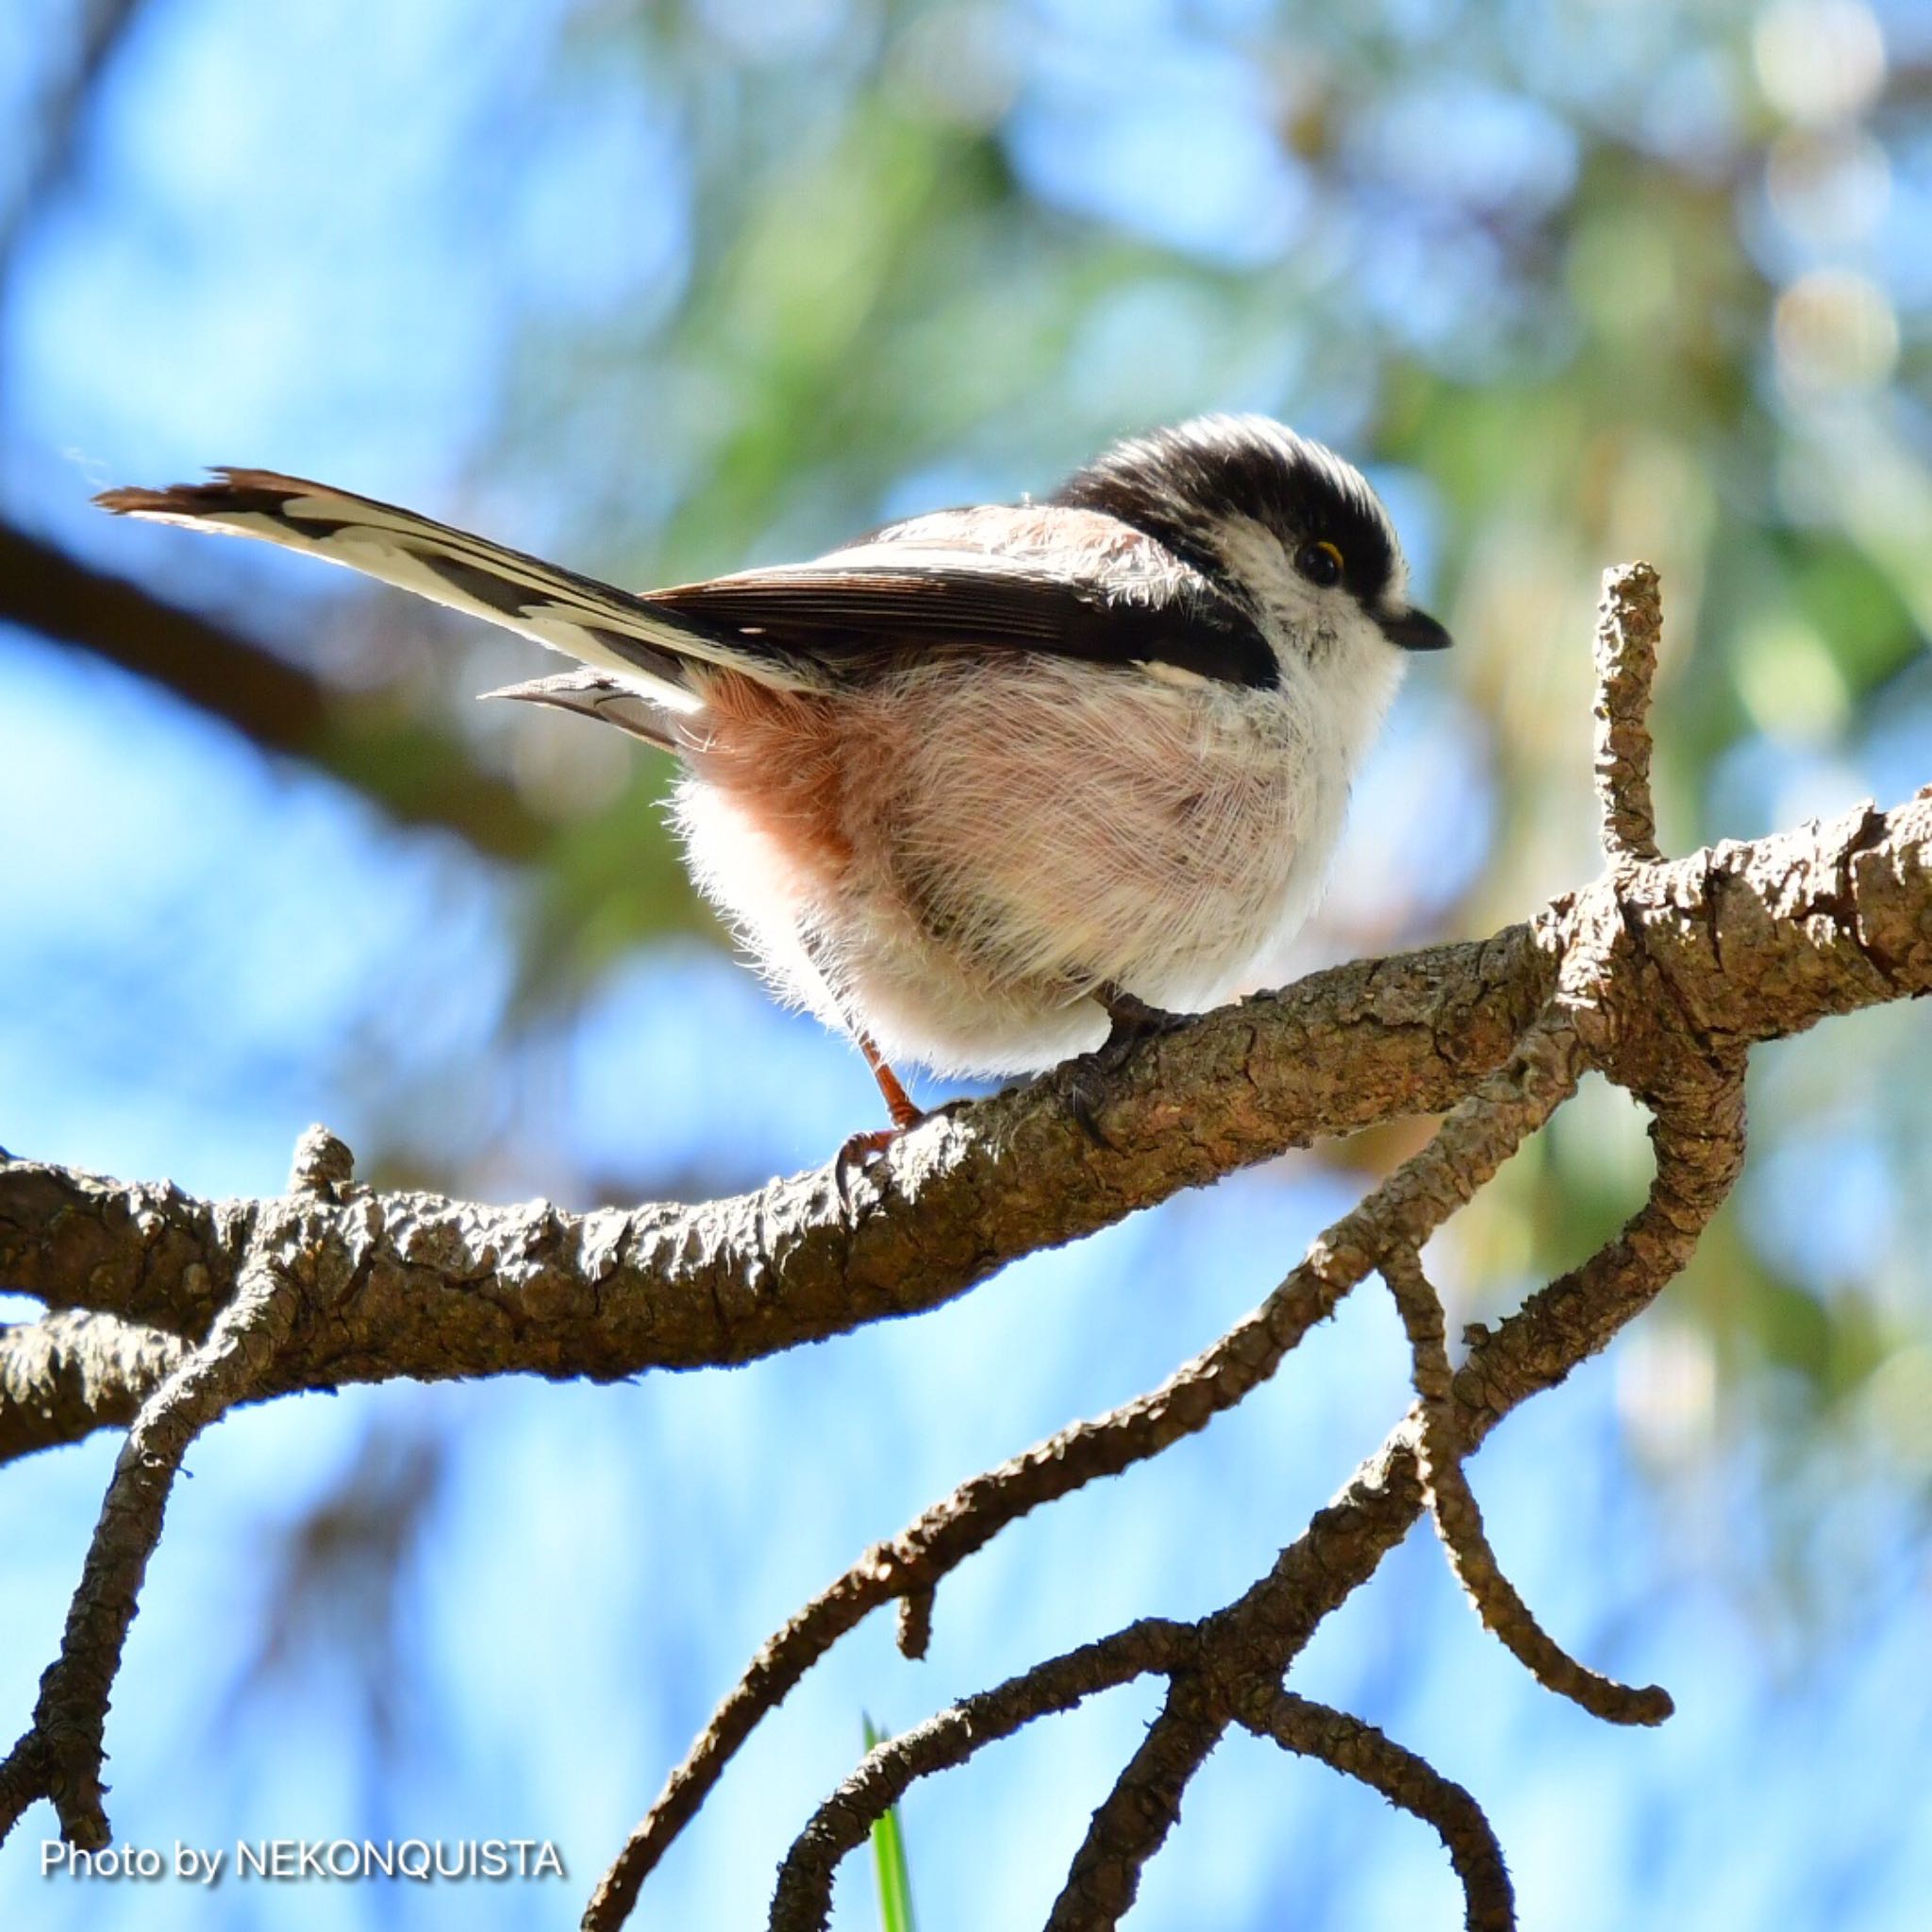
<box><xmin>1055</xmin><ymin>414</ymin><xmax>1453</xmax><ymax>684</ymax></box>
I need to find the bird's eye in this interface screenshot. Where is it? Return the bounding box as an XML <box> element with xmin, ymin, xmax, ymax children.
<box><xmin>1294</xmin><ymin>539</ymin><xmax>1344</xmax><ymax>588</ymax></box>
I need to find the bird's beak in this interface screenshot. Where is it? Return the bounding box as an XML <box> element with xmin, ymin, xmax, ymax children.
<box><xmin>1377</xmin><ymin>605</ymin><xmax>1454</xmax><ymax>652</ymax></box>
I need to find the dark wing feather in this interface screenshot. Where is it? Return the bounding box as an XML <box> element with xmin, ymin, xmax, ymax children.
<box><xmin>645</xmin><ymin>559</ymin><xmax>1277</xmax><ymax>690</ymax></box>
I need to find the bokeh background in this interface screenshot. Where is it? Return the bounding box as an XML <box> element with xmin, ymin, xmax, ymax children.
<box><xmin>4</xmin><ymin>0</ymin><xmax>1931</xmax><ymax>1926</ymax></box>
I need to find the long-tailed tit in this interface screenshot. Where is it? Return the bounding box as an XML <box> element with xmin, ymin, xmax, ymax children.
<box><xmin>99</xmin><ymin>415</ymin><xmax>1450</xmax><ymax>1134</ymax></box>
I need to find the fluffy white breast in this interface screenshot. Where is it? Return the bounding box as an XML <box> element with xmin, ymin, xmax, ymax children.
<box><xmin>673</xmin><ymin>652</ymin><xmax>1387</xmax><ymax>1075</ymax></box>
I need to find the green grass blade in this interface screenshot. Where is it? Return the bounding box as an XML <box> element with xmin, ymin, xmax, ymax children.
<box><xmin>861</xmin><ymin>1713</ymin><xmax>918</xmax><ymax>1932</ymax></box>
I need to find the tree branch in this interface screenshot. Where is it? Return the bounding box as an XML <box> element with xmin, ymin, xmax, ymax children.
<box><xmin>0</xmin><ymin>0</ymin><xmax>146</xmax><ymax>289</ymax></box>
<box><xmin>3</xmin><ymin>780</ymin><xmax>1924</xmax><ymax>1466</ymax></box>
<box><xmin>1017</xmin><ymin>1067</ymin><xmax>1745</xmax><ymax>1932</ymax></box>
<box><xmin>0</xmin><ymin>1310</ymin><xmax>187</xmax><ymax>1465</ymax></box>
<box><xmin>1382</xmin><ymin>1242</ymin><xmax>1670</xmax><ymax>1724</ymax></box>
<box><xmin>0</xmin><ymin>925</ymin><xmax>1557</xmax><ymax>1432</ymax></box>
<box><xmin>587</xmin><ymin>1013</ymin><xmax>1581</xmax><ymax>1922</ymax></box>
<box><xmin>0</xmin><ymin>1253</ymin><xmax>300</xmax><ymax>1846</ymax></box>
<box><xmin>0</xmin><ymin>522</ymin><xmax>553</xmax><ymax>860</ymax></box>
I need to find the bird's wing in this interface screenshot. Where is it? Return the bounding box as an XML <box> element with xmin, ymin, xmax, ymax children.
<box><xmin>93</xmin><ymin>468</ymin><xmax>804</xmax><ymax>707</ymax></box>
<box><xmin>639</xmin><ymin>503</ymin><xmax>1275</xmax><ymax>689</ymax></box>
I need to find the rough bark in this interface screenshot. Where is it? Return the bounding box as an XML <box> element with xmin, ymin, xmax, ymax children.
<box><xmin>1</xmin><ymin>791</ymin><xmax>1924</xmax><ymax>1454</ymax></box>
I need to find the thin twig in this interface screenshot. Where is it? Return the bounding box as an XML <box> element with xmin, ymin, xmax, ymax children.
<box><xmin>1383</xmin><ymin>1244</ymin><xmax>1672</xmax><ymax>1725</ymax></box>
<box><xmin>895</xmin><ymin>1589</ymin><xmax>934</xmax><ymax>1661</ymax></box>
<box><xmin>1592</xmin><ymin>561</ymin><xmax>1663</xmax><ymax>865</ymax></box>
<box><xmin>1239</xmin><ymin>1690</ymin><xmax>1514</xmax><ymax>1932</ymax></box>
<box><xmin>765</xmin><ymin>1622</ymin><xmax>1196</xmax><ymax>1932</ymax></box>
<box><xmin>1041</xmin><ymin>1678</ymin><xmax>1227</xmax><ymax>1932</ymax></box>
<box><xmin>0</xmin><ymin>1255</ymin><xmax>301</xmax><ymax>1847</ymax></box>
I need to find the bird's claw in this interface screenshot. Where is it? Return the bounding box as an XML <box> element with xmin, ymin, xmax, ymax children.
<box><xmin>831</xmin><ymin>1112</ymin><xmax>927</xmax><ymax>1209</ymax></box>
<box><xmin>1056</xmin><ymin>988</ymin><xmax>1188</xmax><ymax>1148</ymax></box>
<box><xmin>1097</xmin><ymin>989</ymin><xmax>1188</xmax><ymax>1059</ymax></box>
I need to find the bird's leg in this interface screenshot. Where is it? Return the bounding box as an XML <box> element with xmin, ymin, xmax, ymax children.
<box><xmin>834</xmin><ymin>1033</ymin><xmax>927</xmax><ymax>1193</ymax></box>
<box><xmin>858</xmin><ymin>1032</ymin><xmax>925</xmax><ymax>1133</ymax></box>
<box><xmin>788</xmin><ymin>923</ymin><xmax>924</xmax><ymax>1179</ymax></box>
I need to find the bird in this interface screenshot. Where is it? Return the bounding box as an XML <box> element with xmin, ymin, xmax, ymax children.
<box><xmin>97</xmin><ymin>415</ymin><xmax>1450</xmax><ymax>1141</ymax></box>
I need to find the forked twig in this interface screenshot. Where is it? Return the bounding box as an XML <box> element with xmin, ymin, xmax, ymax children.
<box><xmin>768</xmin><ymin>1621</ymin><xmax>1197</xmax><ymax>1932</ymax></box>
<box><xmin>1382</xmin><ymin>1243</ymin><xmax>1672</xmax><ymax>1725</ymax></box>
<box><xmin>1038</xmin><ymin>1076</ymin><xmax>1748</xmax><ymax>1932</ymax></box>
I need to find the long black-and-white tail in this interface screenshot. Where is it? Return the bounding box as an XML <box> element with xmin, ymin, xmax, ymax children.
<box><xmin>94</xmin><ymin>468</ymin><xmax>809</xmax><ymax>712</ymax></box>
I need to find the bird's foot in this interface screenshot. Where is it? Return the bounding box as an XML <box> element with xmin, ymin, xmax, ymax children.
<box><xmin>832</xmin><ymin>1105</ymin><xmax>930</xmax><ymax>1209</ymax></box>
<box><xmin>838</xmin><ymin>1121</ymin><xmax>914</xmax><ymax>1165</ymax></box>
<box><xmin>1056</xmin><ymin>986</ymin><xmax>1189</xmax><ymax>1148</ymax></box>
<box><xmin>1096</xmin><ymin>986</ymin><xmax>1188</xmax><ymax>1058</ymax></box>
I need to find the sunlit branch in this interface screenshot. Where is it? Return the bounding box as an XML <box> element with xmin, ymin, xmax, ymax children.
<box><xmin>0</xmin><ymin>1311</ymin><xmax>188</xmax><ymax>1466</ymax></box>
